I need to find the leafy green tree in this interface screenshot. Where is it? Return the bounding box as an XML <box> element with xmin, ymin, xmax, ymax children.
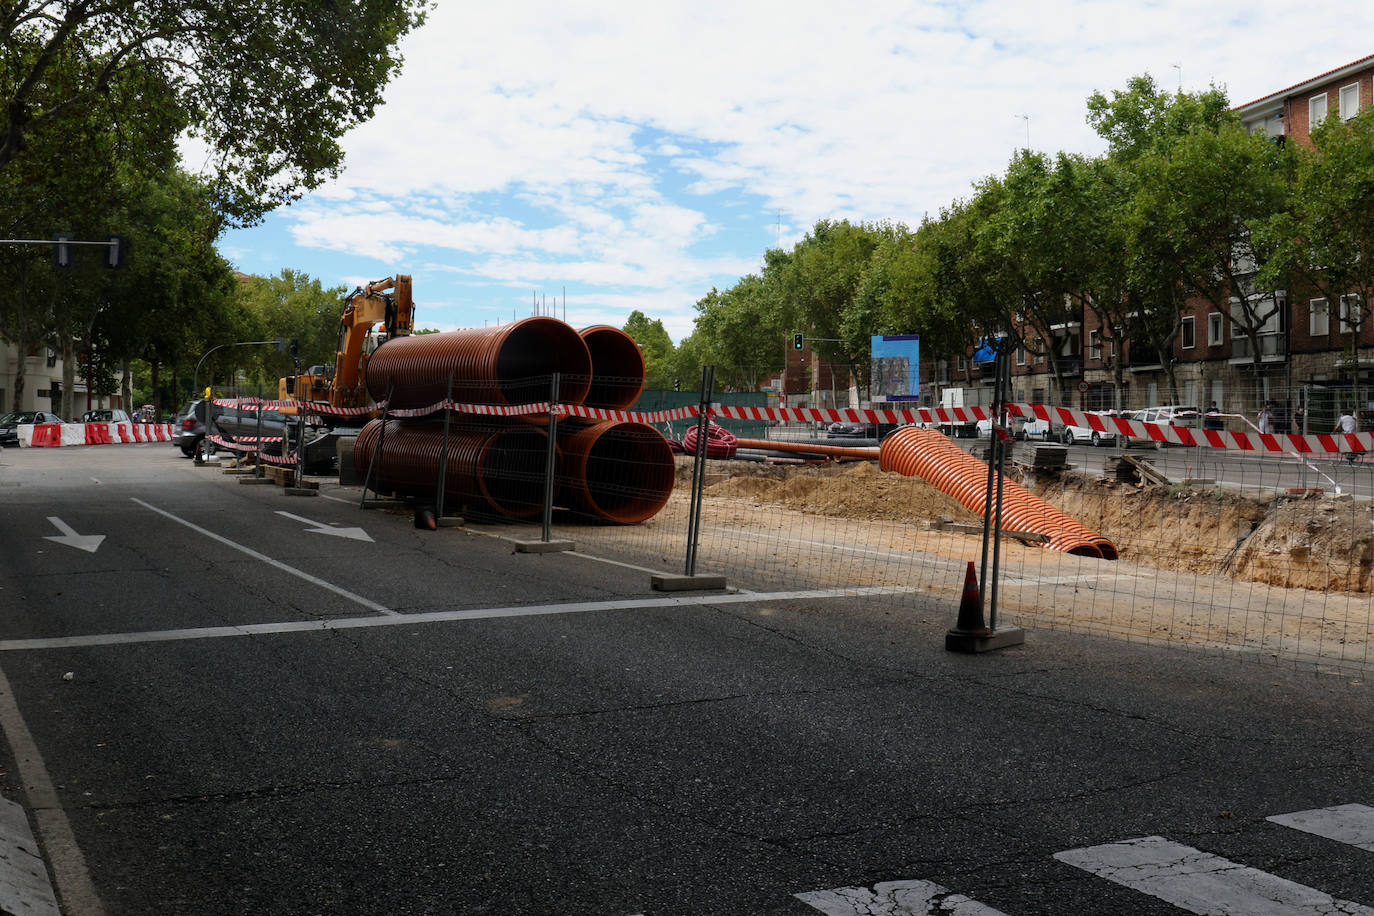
<box><xmin>623</xmin><ymin>310</ymin><xmax>676</xmax><ymax>389</ymax></box>
<box><xmin>1263</xmin><ymin>108</ymin><xmax>1374</xmax><ymax>375</ymax></box>
<box><xmin>692</xmin><ymin>274</ymin><xmax>786</xmax><ymax>391</ymax></box>
<box><xmin>236</xmin><ymin>270</ymin><xmax>348</xmax><ymax>384</ymax></box>
<box><xmin>1</xmin><ymin>0</ymin><xmax>429</xmax><ymax>225</ymax></box>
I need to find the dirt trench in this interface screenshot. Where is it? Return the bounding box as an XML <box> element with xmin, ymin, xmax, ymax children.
<box><xmin>679</xmin><ymin>457</ymin><xmax>1374</xmax><ymax>595</ymax></box>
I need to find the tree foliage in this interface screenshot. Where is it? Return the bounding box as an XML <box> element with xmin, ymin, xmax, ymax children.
<box><xmin>1</xmin><ymin>0</ymin><xmax>429</xmax><ymax>226</ymax></box>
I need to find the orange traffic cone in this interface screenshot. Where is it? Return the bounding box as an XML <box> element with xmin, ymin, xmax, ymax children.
<box><xmin>952</xmin><ymin>561</ymin><xmax>989</xmax><ymax>634</ymax></box>
<box><xmin>414</xmin><ymin>506</ymin><xmax>437</xmax><ymax>530</ymax></box>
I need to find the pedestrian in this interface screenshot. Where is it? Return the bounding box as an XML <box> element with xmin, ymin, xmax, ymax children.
<box><xmin>1258</xmin><ymin>402</ymin><xmax>1273</xmax><ymax>435</ymax></box>
<box><xmin>1294</xmin><ymin>405</ymin><xmax>1306</xmax><ymax>434</ymax></box>
<box><xmin>1337</xmin><ymin>408</ymin><xmax>1358</xmax><ymax>435</ymax></box>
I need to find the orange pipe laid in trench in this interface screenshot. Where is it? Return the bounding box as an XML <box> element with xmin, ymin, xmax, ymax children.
<box><xmin>878</xmin><ymin>427</ymin><xmax>1117</xmax><ymax>559</ymax></box>
<box><xmin>731</xmin><ymin>438</ymin><xmax>880</xmax><ymax>461</ymax></box>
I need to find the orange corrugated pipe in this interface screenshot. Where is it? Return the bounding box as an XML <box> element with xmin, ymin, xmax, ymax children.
<box><xmin>731</xmin><ymin>437</ymin><xmax>880</xmax><ymax>461</ymax></box>
<box><xmin>878</xmin><ymin>427</ymin><xmax>1117</xmax><ymax>559</ymax></box>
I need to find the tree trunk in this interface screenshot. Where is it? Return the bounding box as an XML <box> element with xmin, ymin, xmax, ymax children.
<box><xmin>10</xmin><ymin>335</ymin><xmax>28</xmax><ymax>413</ymax></box>
<box><xmin>60</xmin><ymin>334</ymin><xmax>77</xmax><ymax>420</ymax></box>
<box><xmin>121</xmin><ymin>360</ymin><xmax>131</xmax><ymax>411</ymax></box>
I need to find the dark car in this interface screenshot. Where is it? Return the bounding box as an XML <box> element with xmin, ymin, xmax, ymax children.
<box><xmin>0</xmin><ymin>410</ymin><xmax>65</xmax><ymax>447</ymax></box>
<box><xmin>209</xmin><ymin>402</ymin><xmax>339</xmax><ymax>473</ymax></box>
<box><xmin>172</xmin><ymin>399</ymin><xmax>213</xmax><ymax>458</ymax></box>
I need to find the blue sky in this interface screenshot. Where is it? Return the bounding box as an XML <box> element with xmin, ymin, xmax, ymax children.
<box><xmin>216</xmin><ymin>2</ymin><xmax>1374</xmax><ymax>343</ymax></box>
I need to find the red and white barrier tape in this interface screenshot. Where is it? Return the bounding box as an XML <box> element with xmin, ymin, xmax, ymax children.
<box><xmin>204</xmin><ymin>397</ymin><xmax>1372</xmax><ymax>458</ymax></box>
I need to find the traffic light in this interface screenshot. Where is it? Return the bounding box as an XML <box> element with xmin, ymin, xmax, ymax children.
<box><xmin>106</xmin><ymin>234</ymin><xmax>125</xmax><ymax>269</ymax></box>
<box><xmin>792</xmin><ymin>332</ymin><xmax>804</xmax><ymax>350</ymax></box>
<box><xmin>53</xmin><ymin>234</ymin><xmax>73</xmax><ymax>269</ymax></box>
<box><xmin>289</xmin><ymin>338</ymin><xmax>299</xmax><ymax>358</ymax></box>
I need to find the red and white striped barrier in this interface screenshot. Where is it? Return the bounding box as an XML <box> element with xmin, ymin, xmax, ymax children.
<box><xmin>18</xmin><ymin>423</ymin><xmax>174</xmax><ymax>447</ymax></box>
<box><xmin>193</xmin><ymin>397</ymin><xmax>1374</xmax><ymax>463</ymax></box>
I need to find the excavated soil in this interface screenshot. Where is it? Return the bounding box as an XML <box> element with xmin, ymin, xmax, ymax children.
<box><xmin>675</xmin><ymin>457</ymin><xmax>1374</xmax><ymax>595</ymax></box>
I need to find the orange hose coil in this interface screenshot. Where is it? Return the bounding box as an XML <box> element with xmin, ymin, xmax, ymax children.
<box><xmin>879</xmin><ymin>427</ymin><xmax>1117</xmax><ymax>559</ymax></box>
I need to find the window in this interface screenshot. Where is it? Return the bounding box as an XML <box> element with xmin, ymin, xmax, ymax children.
<box><xmin>1340</xmin><ymin>294</ymin><xmax>1362</xmax><ymax>332</ymax></box>
<box><xmin>1035</xmin><ymin>337</ymin><xmax>1045</xmax><ymax>364</ymax></box>
<box><xmin>1180</xmin><ymin>316</ymin><xmax>1196</xmax><ymax>349</ymax></box>
<box><xmin>1088</xmin><ymin>330</ymin><xmax>1101</xmax><ymax>361</ymax></box>
<box><xmin>1015</xmin><ymin>346</ymin><xmax>1026</xmax><ymax>366</ymax></box>
<box><xmin>1310</xmin><ymin>298</ymin><xmax>1330</xmax><ymax>336</ymax></box>
<box><xmin>956</xmin><ymin>355</ymin><xmax>966</xmax><ymax>371</ymax></box>
<box><xmin>1310</xmin><ymin>93</ymin><xmax>1329</xmax><ymax>126</ymax></box>
<box><xmin>1208</xmin><ymin>312</ymin><xmax>1224</xmax><ymax>346</ymax></box>
<box><xmin>1340</xmin><ymin>83</ymin><xmax>1360</xmax><ymax>121</ymax></box>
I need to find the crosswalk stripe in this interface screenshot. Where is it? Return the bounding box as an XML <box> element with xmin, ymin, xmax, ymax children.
<box><xmin>1054</xmin><ymin>835</ymin><xmax>1374</xmax><ymax>915</ymax></box>
<box><xmin>1268</xmin><ymin>803</ymin><xmax>1374</xmax><ymax>851</ymax></box>
<box><xmin>795</xmin><ymin>878</ymin><xmax>1008</xmax><ymax>915</ymax></box>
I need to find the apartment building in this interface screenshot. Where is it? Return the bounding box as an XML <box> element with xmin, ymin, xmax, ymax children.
<box><xmin>933</xmin><ymin>55</ymin><xmax>1374</xmax><ymax>422</ymax></box>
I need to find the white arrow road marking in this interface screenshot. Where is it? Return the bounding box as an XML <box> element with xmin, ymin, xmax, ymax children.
<box><xmin>43</xmin><ymin>517</ymin><xmax>104</xmax><ymax>554</ymax></box>
<box><xmin>796</xmin><ymin>879</ymin><xmax>1008</xmax><ymax>915</ymax></box>
<box><xmin>274</xmin><ymin>510</ymin><xmax>373</xmax><ymax>542</ymax></box>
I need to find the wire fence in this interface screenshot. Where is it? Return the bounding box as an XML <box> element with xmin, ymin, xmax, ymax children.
<box><xmin>206</xmin><ymin>371</ymin><xmax>1374</xmax><ymax>679</ymax></box>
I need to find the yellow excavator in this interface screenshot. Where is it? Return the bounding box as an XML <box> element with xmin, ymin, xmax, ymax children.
<box><xmin>279</xmin><ymin>274</ymin><xmax>415</xmax><ymax>412</ymax></box>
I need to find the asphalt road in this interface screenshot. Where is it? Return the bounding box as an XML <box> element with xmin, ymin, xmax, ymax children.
<box><xmin>2</xmin><ymin>443</ymin><xmax>1374</xmax><ymax>915</ymax></box>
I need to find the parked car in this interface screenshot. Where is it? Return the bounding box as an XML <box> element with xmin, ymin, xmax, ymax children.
<box><xmin>211</xmin><ymin>402</ymin><xmax>339</xmax><ymax>473</ymax></box>
<box><xmin>976</xmin><ymin>415</ymin><xmax>1048</xmax><ymax>440</ymax></box>
<box><xmin>1060</xmin><ymin>410</ymin><xmax>1123</xmax><ymax>447</ymax></box>
<box><xmin>0</xmin><ymin>410</ymin><xmax>65</xmax><ymax>447</ymax></box>
<box><xmin>81</xmin><ymin>408</ymin><xmax>131</xmax><ymax>424</ymax></box>
<box><xmin>1125</xmin><ymin>405</ymin><xmax>1200</xmax><ymax>449</ymax></box>
<box><xmin>172</xmin><ymin>399</ymin><xmax>214</xmax><ymax>458</ymax></box>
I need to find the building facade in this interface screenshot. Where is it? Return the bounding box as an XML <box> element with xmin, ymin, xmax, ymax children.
<box><xmin>927</xmin><ymin>55</ymin><xmax>1374</xmax><ymax>431</ymax></box>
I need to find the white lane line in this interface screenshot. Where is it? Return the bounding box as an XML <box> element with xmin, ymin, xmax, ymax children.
<box><xmin>0</xmin><ymin>587</ymin><xmax>911</xmax><ymax>652</ymax></box>
<box><xmin>796</xmin><ymin>878</ymin><xmax>1008</xmax><ymax>915</ymax></box>
<box><xmin>1054</xmin><ymin>835</ymin><xmax>1374</xmax><ymax>915</ymax></box>
<box><xmin>1269</xmin><ymin>804</ymin><xmax>1374</xmax><ymax>851</ymax></box>
<box><xmin>130</xmin><ymin>498</ymin><xmax>396</xmax><ymax>616</ymax></box>
<box><xmin>0</xmin><ymin>664</ymin><xmax>102</xmax><ymax>914</ymax></box>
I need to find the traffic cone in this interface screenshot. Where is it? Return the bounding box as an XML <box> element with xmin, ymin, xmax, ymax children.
<box><xmin>952</xmin><ymin>561</ymin><xmax>989</xmax><ymax>634</ymax></box>
<box><xmin>414</xmin><ymin>506</ymin><xmax>437</xmax><ymax>530</ymax></box>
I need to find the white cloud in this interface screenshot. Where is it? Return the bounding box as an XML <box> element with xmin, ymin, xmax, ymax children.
<box><xmin>227</xmin><ymin>0</ymin><xmax>1374</xmax><ymax>342</ymax></box>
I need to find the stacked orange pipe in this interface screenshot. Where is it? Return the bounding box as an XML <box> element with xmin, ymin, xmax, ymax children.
<box><xmin>879</xmin><ymin>427</ymin><xmax>1117</xmax><ymax>559</ymax></box>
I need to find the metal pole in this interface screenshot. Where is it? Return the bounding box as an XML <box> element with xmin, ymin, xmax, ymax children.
<box><xmin>255</xmin><ymin>385</ymin><xmax>264</xmax><ymax>478</ymax></box>
<box><xmin>988</xmin><ymin>351</ymin><xmax>1011</xmax><ymax>631</ymax></box>
<box><xmin>436</xmin><ymin>371</ymin><xmax>455</xmax><ymax>516</ymax></box>
<box><xmin>360</xmin><ymin>379</ymin><xmax>394</xmax><ymax>508</ymax></box>
<box><xmin>684</xmin><ymin>366</ymin><xmax>715</xmax><ymax>577</ymax></box>
<box><xmin>540</xmin><ymin>374</ymin><xmax>560</xmax><ymax>542</ymax></box>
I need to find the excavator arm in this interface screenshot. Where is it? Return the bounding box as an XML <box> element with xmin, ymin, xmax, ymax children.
<box><xmin>331</xmin><ymin>274</ymin><xmax>414</xmax><ymax>409</ymax></box>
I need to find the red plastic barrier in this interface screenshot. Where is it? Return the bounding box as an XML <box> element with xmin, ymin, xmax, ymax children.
<box><xmin>30</xmin><ymin>424</ymin><xmax>61</xmax><ymax>447</ymax></box>
<box><xmin>879</xmin><ymin>427</ymin><xmax>1117</xmax><ymax>559</ymax></box>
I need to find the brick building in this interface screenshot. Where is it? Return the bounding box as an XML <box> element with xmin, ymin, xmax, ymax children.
<box><xmin>929</xmin><ymin>54</ymin><xmax>1374</xmax><ymax>430</ymax></box>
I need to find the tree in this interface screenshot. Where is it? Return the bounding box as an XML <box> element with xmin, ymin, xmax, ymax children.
<box><xmin>236</xmin><ymin>270</ymin><xmax>348</xmax><ymax>385</ymax></box>
<box><xmin>1263</xmin><ymin>108</ymin><xmax>1374</xmax><ymax>378</ymax></box>
<box><xmin>1</xmin><ymin>0</ymin><xmax>429</xmax><ymax>226</ymax></box>
<box><xmin>692</xmin><ymin>275</ymin><xmax>786</xmax><ymax>392</ymax></box>
<box><xmin>622</xmin><ymin>311</ymin><xmax>676</xmax><ymax>389</ymax></box>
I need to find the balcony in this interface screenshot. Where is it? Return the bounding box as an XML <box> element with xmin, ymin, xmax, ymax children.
<box><xmin>1228</xmin><ymin>334</ymin><xmax>1287</xmax><ymax>364</ymax></box>
<box><xmin>1052</xmin><ymin>357</ymin><xmax>1082</xmax><ymax>377</ymax></box>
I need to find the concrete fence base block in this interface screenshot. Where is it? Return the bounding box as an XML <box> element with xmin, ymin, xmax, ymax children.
<box><xmin>284</xmin><ymin>487</ymin><xmax>319</xmax><ymax>497</ymax></box>
<box><xmin>945</xmin><ymin>626</ymin><xmax>1025</xmax><ymax>654</ymax></box>
<box><xmin>512</xmin><ymin>538</ymin><xmax>575</xmax><ymax>554</ymax></box>
<box><xmin>651</xmin><ymin>573</ymin><xmax>728</xmax><ymax>592</ymax></box>
<box><xmin>238</xmin><ymin>477</ymin><xmax>275</xmax><ymax>486</ymax></box>
<box><xmin>437</xmin><ymin>516</ymin><xmax>466</xmax><ymax>528</ymax></box>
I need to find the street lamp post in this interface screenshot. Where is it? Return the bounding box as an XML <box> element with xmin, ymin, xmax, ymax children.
<box><xmin>191</xmin><ymin>339</ymin><xmax>282</xmax><ymax>459</ymax></box>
